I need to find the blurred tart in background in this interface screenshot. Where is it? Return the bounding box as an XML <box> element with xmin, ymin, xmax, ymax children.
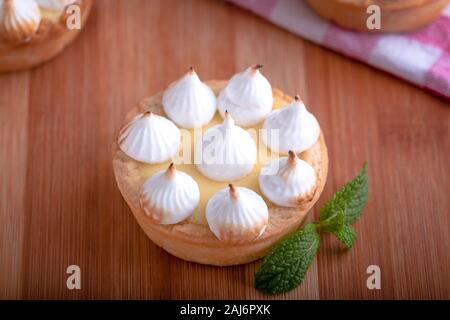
<box><xmin>0</xmin><ymin>0</ymin><xmax>93</xmax><ymax>72</ymax></box>
<box><xmin>305</xmin><ymin>0</ymin><xmax>450</xmax><ymax>32</ymax></box>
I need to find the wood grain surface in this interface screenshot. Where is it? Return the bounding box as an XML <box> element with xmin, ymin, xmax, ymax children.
<box><xmin>0</xmin><ymin>0</ymin><xmax>449</xmax><ymax>300</ymax></box>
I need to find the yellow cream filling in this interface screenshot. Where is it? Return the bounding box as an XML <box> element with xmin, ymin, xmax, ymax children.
<box><xmin>137</xmin><ymin>96</ymin><xmax>288</xmax><ymax>225</ymax></box>
<box><xmin>39</xmin><ymin>7</ymin><xmax>62</xmax><ymax>23</ymax></box>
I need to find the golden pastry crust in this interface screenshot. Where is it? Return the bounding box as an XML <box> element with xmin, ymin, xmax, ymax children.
<box><xmin>305</xmin><ymin>0</ymin><xmax>449</xmax><ymax>32</ymax></box>
<box><xmin>0</xmin><ymin>0</ymin><xmax>93</xmax><ymax>72</ymax></box>
<box><xmin>112</xmin><ymin>81</ymin><xmax>329</xmax><ymax>266</ymax></box>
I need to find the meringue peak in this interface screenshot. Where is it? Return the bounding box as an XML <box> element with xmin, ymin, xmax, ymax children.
<box><xmin>291</xmin><ymin>97</ymin><xmax>307</xmax><ymax>112</ymax></box>
<box><xmin>186</xmin><ymin>67</ymin><xmax>199</xmax><ymax>80</ymax></box>
<box><xmin>162</xmin><ymin>68</ymin><xmax>217</xmax><ymax>129</ymax></box>
<box><xmin>179</xmin><ymin>67</ymin><xmax>201</xmax><ymax>84</ymax></box>
<box><xmin>140</xmin><ymin>164</ymin><xmax>200</xmax><ymax>225</ymax></box>
<box><xmin>0</xmin><ymin>0</ymin><xmax>42</xmax><ymax>44</ymax></box>
<box><xmin>259</xmin><ymin>154</ymin><xmax>317</xmax><ymax>207</ymax></box>
<box><xmin>118</xmin><ymin>111</ymin><xmax>181</xmax><ymax>164</ymax></box>
<box><xmin>250</xmin><ymin>64</ymin><xmax>264</xmax><ymax>75</ymax></box>
<box><xmin>195</xmin><ymin>111</ymin><xmax>257</xmax><ymax>182</ymax></box>
<box><xmin>262</xmin><ymin>97</ymin><xmax>320</xmax><ymax>154</ymax></box>
<box><xmin>288</xmin><ymin>150</ymin><xmax>298</xmax><ymax>166</ymax></box>
<box><xmin>228</xmin><ymin>184</ymin><xmax>239</xmax><ymax>200</ymax></box>
<box><xmin>165</xmin><ymin>162</ymin><xmax>176</xmax><ymax>178</ymax></box>
<box><xmin>223</xmin><ymin>110</ymin><xmax>235</xmax><ymax>127</ymax></box>
<box><xmin>217</xmin><ymin>65</ymin><xmax>273</xmax><ymax>126</ymax></box>
<box><xmin>280</xmin><ymin>151</ymin><xmax>299</xmax><ymax>181</ymax></box>
<box><xmin>206</xmin><ymin>186</ymin><xmax>269</xmax><ymax>242</ymax></box>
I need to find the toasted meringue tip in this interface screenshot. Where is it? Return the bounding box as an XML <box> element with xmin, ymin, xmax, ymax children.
<box><xmin>250</xmin><ymin>64</ymin><xmax>264</xmax><ymax>74</ymax></box>
<box><xmin>166</xmin><ymin>162</ymin><xmax>176</xmax><ymax>177</ymax></box>
<box><xmin>224</xmin><ymin>110</ymin><xmax>233</xmax><ymax>121</ymax></box>
<box><xmin>288</xmin><ymin>150</ymin><xmax>298</xmax><ymax>165</ymax></box>
<box><xmin>143</xmin><ymin>111</ymin><xmax>152</xmax><ymax>117</ymax></box>
<box><xmin>188</xmin><ymin>66</ymin><xmax>194</xmax><ymax>74</ymax></box>
<box><xmin>223</xmin><ymin>110</ymin><xmax>235</xmax><ymax>127</ymax></box>
<box><xmin>294</xmin><ymin>95</ymin><xmax>301</xmax><ymax>102</ymax></box>
<box><xmin>228</xmin><ymin>184</ymin><xmax>239</xmax><ymax>199</ymax></box>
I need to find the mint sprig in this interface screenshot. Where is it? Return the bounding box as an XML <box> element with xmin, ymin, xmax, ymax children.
<box><xmin>320</xmin><ymin>162</ymin><xmax>368</xmax><ymax>225</ymax></box>
<box><xmin>319</xmin><ymin>161</ymin><xmax>368</xmax><ymax>248</ymax></box>
<box><xmin>333</xmin><ymin>224</ymin><xmax>356</xmax><ymax>249</ymax></box>
<box><xmin>255</xmin><ymin>162</ymin><xmax>369</xmax><ymax>294</ymax></box>
<box><xmin>255</xmin><ymin>223</ymin><xmax>320</xmax><ymax>294</ymax></box>
<box><xmin>316</xmin><ymin>209</ymin><xmax>345</xmax><ymax>233</ymax></box>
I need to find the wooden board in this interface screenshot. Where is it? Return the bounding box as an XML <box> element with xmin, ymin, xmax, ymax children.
<box><xmin>0</xmin><ymin>0</ymin><xmax>448</xmax><ymax>299</ymax></box>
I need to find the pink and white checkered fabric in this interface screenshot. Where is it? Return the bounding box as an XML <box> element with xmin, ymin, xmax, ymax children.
<box><xmin>229</xmin><ymin>0</ymin><xmax>450</xmax><ymax>99</ymax></box>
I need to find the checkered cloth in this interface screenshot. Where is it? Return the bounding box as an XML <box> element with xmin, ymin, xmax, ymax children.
<box><xmin>229</xmin><ymin>0</ymin><xmax>450</xmax><ymax>99</ymax></box>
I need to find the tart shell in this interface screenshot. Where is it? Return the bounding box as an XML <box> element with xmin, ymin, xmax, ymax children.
<box><xmin>305</xmin><ymin>0</ymin><xmax>449</xmax><ymax>32</ymax></box>
<box><xmin>112</xmin><ymin>81</ymin><xmax>328</xmax><ymax>266</ymax></box>
<box><xmin>0</xmin><ymin>0</ymin><xmax>93</xmax><ymax>73</ymax></box>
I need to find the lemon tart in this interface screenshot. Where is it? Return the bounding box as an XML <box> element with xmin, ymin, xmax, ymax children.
<box><xmin>305</xmin><ymin>0</ymin><xmax>449</xmax><ymax>32</ymax></box>
<box><xmin>112</xmin><ymin>77</ymin><xmax>328</xmax><ymax>266</ymax></box>
<box><xmin>0</xmin><ymin>0</ymin><xmax>92</xmax><ymax>72</ymax></box>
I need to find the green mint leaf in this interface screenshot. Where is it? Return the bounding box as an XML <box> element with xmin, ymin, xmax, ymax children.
<box><xmin>316</xmin><ymin>209</ymin><xmax>345</xmax><ymax>233</ymax></box>
<box><xmin>320</xmin><ymin>162</ymin><xmax>368</xmax><ymax>225</ymax></box>
<box><xmin>333</xmin><ymin>224</ymin><xmax>356</xmax><ymax>248</ymax></box>
<box><xmin>255</xmin><ymin>223</ymin><xmax>320</xmax><ymax>294</ymax></box>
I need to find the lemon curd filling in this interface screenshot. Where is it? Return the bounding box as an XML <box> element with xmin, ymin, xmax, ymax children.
<box><xmin>39</xmin><ymin>7</ymin><xmax>63</xmax><ymax>23</ymax></box>
<box><xmin>136</xmin><ymin>93</ymin><xmax>289</xmax><ymax>225</ymax></box>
